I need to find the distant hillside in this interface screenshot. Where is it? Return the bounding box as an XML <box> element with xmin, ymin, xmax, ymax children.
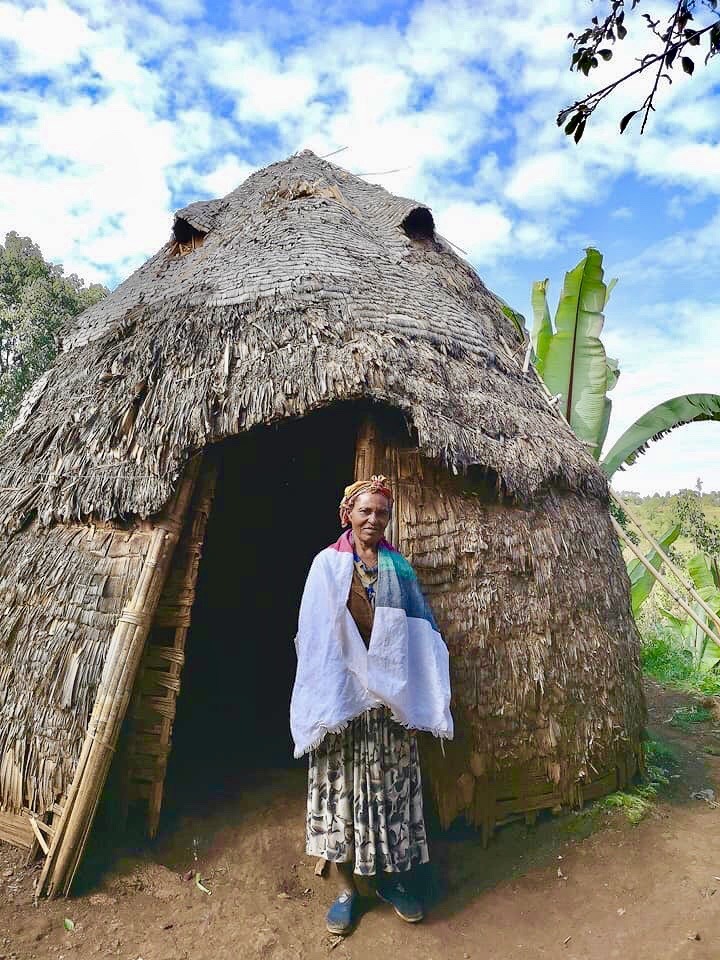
<box><xmin>615</xmin><ymin>489</ymin><xmax>720</xmax><ymax>561</ymax></box>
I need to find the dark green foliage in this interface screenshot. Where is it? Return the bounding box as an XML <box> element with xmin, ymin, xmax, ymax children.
<box><xmin>558</xmin><ymin>0</ymin><xmax>720</xmax><ymax>139</ymax></box>
<box><xmin>641</xmin><ymin>624</ymin><xmax>720</xmax><ymax>694</ymax></box>
<box><xmin>617</xmin><ymin>489</ymin><xmax>720</xmax><ymax>562</ymax></box>
<box><xmin>0</xmin><ymin>232</ymin><xmax>106</xmax><ymax>435</ymax></box>
<box><xmin>610</xmin><ymin>500</ymin><xmax>640</xmax><ymax>544</ymax></box>
<box><xmin>675</xmin><ymin>491</ymin><xmax>720</xmax><ymax>560</ymax></box>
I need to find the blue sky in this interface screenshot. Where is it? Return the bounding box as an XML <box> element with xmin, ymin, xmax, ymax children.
<box><xmin>1</xmin><ymin>0</ymin><xmax>719</xmax><ymax>494</ymax></box>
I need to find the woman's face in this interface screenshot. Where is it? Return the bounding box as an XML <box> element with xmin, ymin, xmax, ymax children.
<box><xmin>348</xmin><ymin>491</ymin><xmax>391</xmax><ymax>549</ymax></box>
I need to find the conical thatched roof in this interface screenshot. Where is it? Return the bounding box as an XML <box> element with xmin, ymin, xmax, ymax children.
<box><xmin>0</xmin><ymin>150</ymin><xmax>604</xmax><ymax>534</ymax></box>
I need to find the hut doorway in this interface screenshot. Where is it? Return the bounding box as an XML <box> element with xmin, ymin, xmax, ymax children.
<box><xmin>125</xmin><ymin>404</ymin><xmax>360</xmax><ymax>835</ymax></box>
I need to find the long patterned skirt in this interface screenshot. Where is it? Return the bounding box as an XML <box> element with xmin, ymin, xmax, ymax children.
<box><xmin>306</xmin><ymin>706</ymin><xmax>429</xmax><ymax>875</ymax></box>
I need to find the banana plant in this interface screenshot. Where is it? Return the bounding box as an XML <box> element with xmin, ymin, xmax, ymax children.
<box><xmin>531</xmin><ymin>249</ymin><xmax>619</xmax><ymax>459</ymax></box>
<box><xmin>531</xmin><ymin>248</ymin><xmax>720</xmax><ymax>477</ymax></box>
<box><xmin>660</xmin><ymin>552</ymin><xmax>720</xmax><ymax>671</ymax></box>
<box><xmin>627</xmin><ymin>524</ymin><xmax>681</xmax><ymax>616</ymax></box>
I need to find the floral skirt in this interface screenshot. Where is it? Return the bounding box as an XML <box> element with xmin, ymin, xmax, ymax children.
<box><xmin>306</xmin><ymin>706</ymin><xmax>429</xmax><ymax>875</ymax></box>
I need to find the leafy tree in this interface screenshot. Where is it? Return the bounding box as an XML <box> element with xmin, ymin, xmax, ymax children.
<box><xmin>676</xmin><ymin>491</ymin><xmax>720</xmax><ymax>561</ymax></box>
<box><xmin>0</xmin><ymin>231</ymin><xmax>106</xmax><ymax>435</ymax></box>
<box><xmin>558</xmin><ymin>0</ymin><xmax>720</xmax><ymax>141</ymax></box>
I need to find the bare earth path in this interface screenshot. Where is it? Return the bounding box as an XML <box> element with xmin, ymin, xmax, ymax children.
<box><xmin>2</xmin><ymin>680</ymin><xmax>720</xmax><ymax>960</ymax></box>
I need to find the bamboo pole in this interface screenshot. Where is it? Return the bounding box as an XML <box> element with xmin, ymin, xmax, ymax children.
<box><xmin>611</xmin><ymin>517</ymin><xmax>719</xmax><ymax>648</ymax></box>
<box><xmin>530</xmin><ymin>362</ymin><xmax>720</xmax><ymax>637</ymax></box>
<box><xmin>37</xmin><ymin>457</ymin><xmax>201</xmax><ymax>898</ymax></box>
<box><xmin>612</xmin><ymin>491</ymin><xmax>720</xmax><ymax>638</ymax></box>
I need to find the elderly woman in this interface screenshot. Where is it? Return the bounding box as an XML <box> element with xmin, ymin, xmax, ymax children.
<box><xmin>290</xmin><ymin>475</ymin><xmax>453</xmax><ymax>936</ymax></box>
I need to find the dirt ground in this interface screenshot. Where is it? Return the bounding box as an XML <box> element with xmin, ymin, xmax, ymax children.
<box><xmin>2</xmin><ymin>680</ymin><xmax>720</xmax><ymax>960</ymax></box>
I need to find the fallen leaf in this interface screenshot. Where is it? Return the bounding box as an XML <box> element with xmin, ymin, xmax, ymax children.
<box><xmin>195</xmin><ymin>872</ymin><xmax>212</xmax><ymax>895</ymax></box>
<box><xmin>691</xmin><ymin>789</ymin><xmax>719</xmax><ymax>808</ymax></box>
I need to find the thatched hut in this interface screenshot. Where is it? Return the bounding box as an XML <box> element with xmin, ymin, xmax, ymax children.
<box><xmin>0</xmin><ymin>151</ymin><xmax>644</xmax><ymax>897</ymax></box>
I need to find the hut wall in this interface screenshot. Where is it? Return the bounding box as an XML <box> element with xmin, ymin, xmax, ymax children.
<box><xmin>0</xmin><ymin>520</ymin><xmax>155</xmax><ymax>836</ymax></box>
<box><xmin>356</xmin><ymin>416</ymin><xmax>645</xmax><ymax>836</ymax></box>
<box><xmin>37</xmin><ymin>460</ymin><xmax>200</xmax><ymax>898</ymax></box>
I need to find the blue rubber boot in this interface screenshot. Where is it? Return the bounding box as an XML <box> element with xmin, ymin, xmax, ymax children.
<box><xmin>326</xmin><ymin>889</ymin><xmax>359</xmax><ymax>935</ymax></box>
<box><xmin>376</xmin><ymin>877</ymin><xmax>424</xmax><ymax>923</ymax></box>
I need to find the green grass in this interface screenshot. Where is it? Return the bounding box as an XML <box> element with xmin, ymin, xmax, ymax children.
<box><xmin>641</xmin><ymin>626</ymin><xmax>720</xmax><ymax>696</ymax></box>
<box><xmin>668</xmin><ymin>704</ymin><xmax>712</xmax><ymax>731</ymax></box>
<box><xmin>596</xmin><ymin>737</ymin><xmax>678</xmax><ymax>824</ymax></box>
<box><xmin>598</xmin><ymin>788</ymin><xmax>656</xmax><ymax>824</ymax></box>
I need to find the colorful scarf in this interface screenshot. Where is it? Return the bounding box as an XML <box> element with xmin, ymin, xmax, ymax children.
<box><xmin>339</xmin><ymin>475</ymin><xmax>393</xmax><ymax>527</ymax></box>
<box><xmin>290</xmin><ymin>530</ymin><xmax>454</xmax><ymax>757</ymax></box>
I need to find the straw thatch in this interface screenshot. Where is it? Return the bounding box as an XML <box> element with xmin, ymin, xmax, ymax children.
<box><xmin>0</xmin><ymin>151</ymin><xmax>644</xmax><ymax>890</ymax></box>
<box><xmin>0</xmin><ymin>151</ymin><xmax>605</xmax><ymax>533</ymax></box>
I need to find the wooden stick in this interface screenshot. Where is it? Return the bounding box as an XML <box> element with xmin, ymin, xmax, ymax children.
<box><xmin>612</xmin><ymin>491</ymin><xmax>720</xmax><ymax>639</ymax></box>
<box><xmin>37</xmin><ymin>457</ymin><xmax>201</xmax><ymax>898</ymax></box>
<box><xmin>611</xmin><ymin>517</ymin><xmax>719</xmax><ymax>647</ymax></box>
<box><xmin>28</xmin><ymin>816</ymin><xmax>49</xmax><ymax>856</ymax></box>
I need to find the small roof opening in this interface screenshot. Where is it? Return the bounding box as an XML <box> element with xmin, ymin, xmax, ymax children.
<box><xmin>401</xmin><ymin>206</ymin><xmax>435</xmax><ymax>241</ymax></box>
<box><xmin>170</xmin><ymin>217</ymin><xmax>206</xmax><ymax>256</ymax></box>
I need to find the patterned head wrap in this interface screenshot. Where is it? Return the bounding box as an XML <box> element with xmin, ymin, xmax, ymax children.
<box><xmin>339</xmin><ymin>475</ymin><xmax>393</xmax><ymax>527</ymax></box>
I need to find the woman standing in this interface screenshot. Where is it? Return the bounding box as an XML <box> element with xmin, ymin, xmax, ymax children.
<box><xmin>290</xmin><ymin>476</ymin><xmax>453</xmax><ymax>936</ymax></box>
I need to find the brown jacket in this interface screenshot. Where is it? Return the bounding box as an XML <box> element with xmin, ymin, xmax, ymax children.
<box><xmin>347</xmin><ymin>567</ymin><xmax>374</xmax><ymax>649</ymax></box>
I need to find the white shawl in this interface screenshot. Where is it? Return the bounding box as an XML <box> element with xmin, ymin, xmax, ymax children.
<box><xmin>290</xmin><ymin>532</ymin><xmax>453</xmax><ymax>757</ymax></box>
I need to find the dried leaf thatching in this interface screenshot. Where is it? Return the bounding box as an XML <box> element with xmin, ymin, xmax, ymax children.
<box><xmin>0</xmin><ymin>151</ymin><xmax>605</xmax><ymax>533</ymax></box>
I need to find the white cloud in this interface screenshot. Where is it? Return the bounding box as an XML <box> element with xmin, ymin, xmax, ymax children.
<box><xmin>604</xmin><ymin>299</ymin><xmax>720</xmax><ymax>494</ymax></box>
<box><xmin>436</xmin><ymin>201</ymin><xmax>513</xmax><ymax>264</ymax></box>
<box><xmin>201</xmin><ymin>156</ymin><xmax>257</xmax><ymax>197</ymax></box>
<box><xmin>0</xmin><ymin>0</ymin><xmax>91</xmax><ymax>72</ymax></box>
<box><xmin>0</xmin><ymin>0</ymin><xmax>718</xmax><ymax>495</ymax></box>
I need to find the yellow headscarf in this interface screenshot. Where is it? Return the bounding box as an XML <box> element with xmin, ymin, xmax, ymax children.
<box><xmin>339</xmin><ymin>475</ymin><xmax>393</xmax><ymax>527</ymax></box>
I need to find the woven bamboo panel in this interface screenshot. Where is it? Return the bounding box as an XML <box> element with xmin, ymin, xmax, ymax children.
<box><xmin>125</xmin><ymin>457</ymin><xmax>218</xmax><ymax>836</ymax></box>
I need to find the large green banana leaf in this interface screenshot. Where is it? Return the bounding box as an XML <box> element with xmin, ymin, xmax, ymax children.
<box><xmin>530</xmin><ymin>279</ymin><xmax>552</xmax><ymax>377</ymax></box>
<box><xmin>627</xmin><ymin>523</ymin><xmax>681</xmax><ymax>615</ymax></box>
<box><xmin>660</xmin><ymin>601</ymin><xmax>720</xmax><ymax>671</ymax></box>
<box><xmin>541</xmin><ymin>249</ymin><xmax>611</xmax><ymax>457</ymax></box>
<box><xmin>688</xmin><ymin>552</ymin><xmax>720</xmax><ymax>604</ymax></box>
<box><xmin>659</xmin><ymin>552</ymin><xmax>720</xmax><ymax>670</ymax></box>
<box><xmin>601</xmin><ymin>393</ymin><xmax>720</xmax><ymax>478</ymax></box>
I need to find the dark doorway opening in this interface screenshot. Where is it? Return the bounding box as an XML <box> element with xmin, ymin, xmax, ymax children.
<box><xmin>161</xmin><ymin>404</ymin><xmax>358</xmax><ymax>820</ymax></box>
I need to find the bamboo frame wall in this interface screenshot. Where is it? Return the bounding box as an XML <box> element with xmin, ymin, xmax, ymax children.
<box><xmin>37</xmin><ymin>458</ymin><xmax>202</xmax><ymax>898</ymax></box>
